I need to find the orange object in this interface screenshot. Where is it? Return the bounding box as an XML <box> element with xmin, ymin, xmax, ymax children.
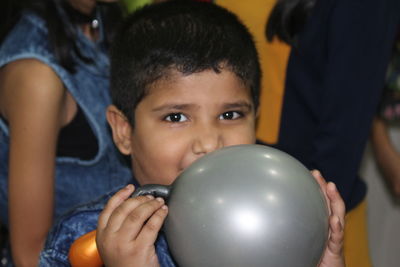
<box><xmin>68</xmin><ymin>230</ymin><xmax>103</xmax><ymax>267</ymax></box>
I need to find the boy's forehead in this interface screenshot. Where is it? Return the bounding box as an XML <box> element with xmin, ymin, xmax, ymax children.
<box><xmin>146</xmin><ymin>68</ymin><xmax>252</xmax><ymax>98</ymax></box>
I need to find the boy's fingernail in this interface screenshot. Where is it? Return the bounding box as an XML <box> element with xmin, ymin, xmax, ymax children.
<box><xmin>314</xmin><ymin>170</ymin><xmax>322</xmax><ymax>176</ymax></box>
<box><xmin>156</xmin><ymin>197</ymin><xmax>165</xmax><ymax>204</ymax></box>
<box><xmin>146</xmin><ymin>195</ymin><xmax>155</xmax><ymax>199</ymax></box>
<box><xmin>125</xmin><ymin>184</ymin><xmax>134</xmax><ymax>190</ymax></box>
<box><xmin>327</xmin><ymin>182</ymin><xmax>337</xmax><ymax>191</ymax></box>
<box><xmin>161</xmin><ymin>205</ymin><xmax>168</xmax><ymax>210</ymax></box>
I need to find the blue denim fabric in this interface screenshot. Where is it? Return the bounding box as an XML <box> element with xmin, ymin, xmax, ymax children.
<box><xmin>39</xmin><ymin>189</ymin><xmax>177</xmax><ymax>267</ymax></box>
<box><xmin>0</xmin><ymin>10</ymin><xmax>132</xmax><ymax>265</ymax></box>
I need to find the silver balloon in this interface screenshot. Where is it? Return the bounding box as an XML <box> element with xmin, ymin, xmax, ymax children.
<box><xmin>134</xmin><ymin>144</ymin><xmax>329</xmax><ymax>267</ymax></box>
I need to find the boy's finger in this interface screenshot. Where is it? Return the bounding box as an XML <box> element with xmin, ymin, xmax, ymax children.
<box><xmin>98</xmin><ymin>184</ymin><xmax>135</xmax><ymax>230</ymax></box>
<box><xmin>327</xmin><ymin>215</ymin><xmax>344</xmax><ymax>255</ymax></box>
<box><xmin>117</xmin><ymin>197</ymin><xmax>167</xmax><ymax>242</ymax></box>
<box><xmin>311</xmin><ymin>169</ymin><xmax>327</xmax><ymax>189</ymax></box>
<box><xmin>326</xmin><ymin>182</ymin><xmax>346</xmax><ymax>226</ymax></box>
<box><xmin>310</xmin><ymin>170</ymin><xmax>331</xmax><ymax>214</ymax></box>
<box><xmin>136</xmin><ymin>204</ymin><xmax>168</xmax><ymax>245</ymax></box>
<box><xmin>102</xmin><ymin>195</ymin><xmax>155</xmax><ymax>234</ymax></box>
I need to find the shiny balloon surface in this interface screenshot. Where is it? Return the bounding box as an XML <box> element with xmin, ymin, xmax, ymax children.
<box><xmin>162</xmin><ymin>144</ymin><xmax>329</xmax><ymax>267</ymax></box>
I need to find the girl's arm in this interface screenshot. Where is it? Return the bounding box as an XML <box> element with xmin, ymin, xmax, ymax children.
<box><xmin>371</xmin><ymin>117</ymin><xmax>400</xmax><ymax>197</ymax></box>
<box><xmin>0</xmin><ymin>59</ymin><xmax>75</xmax><ymax>266</ymax></box>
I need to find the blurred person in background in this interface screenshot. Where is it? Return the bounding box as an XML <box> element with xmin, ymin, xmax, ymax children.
<box><xmin>371</xmin><ymin>33</ymin><xmax>400</xmax><ymax>198</ymax></box>
<box><xmin>0</xmin><ymin>0</ymin><xmax>131</xmax><ymax>265</ymax></box>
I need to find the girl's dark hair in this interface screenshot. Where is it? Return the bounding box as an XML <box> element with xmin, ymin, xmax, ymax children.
<box><xmin>110</xmin><ymin>0</ymin><xmax>261</xmax><ymax>125</ymax></box>
<box><xmin>0</xmin><ymin>0</ymin><xmax>24</xmax><ymax>44</ymax></box>
<box><xmin>265</xmin><ymin>0</ymin><xmax>316</xmax><ymax>46</ymax></box>
<box><xmin>1</xmin><ymin>0</ymin><xmax>125</xmax><ymax>73</ymax></box>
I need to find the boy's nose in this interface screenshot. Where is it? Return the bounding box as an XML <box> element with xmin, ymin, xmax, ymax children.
<box><xmin>192</xmin><ymin>126</ymin><xmax>223</xmax><ymax>155</ymax></box>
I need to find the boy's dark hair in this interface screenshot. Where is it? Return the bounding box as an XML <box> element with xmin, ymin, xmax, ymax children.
<box><xmin>110</xmin><ymin>0</ymin><xmax>261</xmax><ymax>125</ymax></box>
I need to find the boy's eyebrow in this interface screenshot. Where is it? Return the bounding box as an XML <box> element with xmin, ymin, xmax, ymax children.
<box><xmin>222</xmin><ymin>101</ymin><xmax>253</xmax><ymax>111</ymax></box>
<box><xmin>152</xmin><ymin>104</ymin><xmax>194</xmax><ymax>112</ymax></box>
<box><xmin>152</xmin><ymin>101</ymin><xmax>253</xmax><ymax>112</ymax></box>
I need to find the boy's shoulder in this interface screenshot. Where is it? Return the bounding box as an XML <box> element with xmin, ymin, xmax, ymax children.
<box><xmin>38</xmin><ymin>190</ymin><xmax>116</xmax><ymax>266</ymax></box>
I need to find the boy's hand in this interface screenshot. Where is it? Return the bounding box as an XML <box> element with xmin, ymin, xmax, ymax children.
<box><xmin>96</xmin><ymin>184</ymin><xmax>168</xmax><ymax>267</ymax></box>
<box><xmin>312</xmin><ymin>170</ymin><xmax>346</xmax><ymax>267</ymax></box>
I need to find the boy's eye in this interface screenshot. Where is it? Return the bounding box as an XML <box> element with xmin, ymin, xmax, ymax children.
<box><xmin>165</xmin><ymin>113</ymin><xmax>188</xmax><ymax>122</ymax></box>
<box><xmin>219</xmin><ymin>111</ymin><xmax>242</xmax><ymax>120</ymax></box>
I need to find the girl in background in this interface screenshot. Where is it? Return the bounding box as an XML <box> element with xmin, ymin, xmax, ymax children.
<box><xmin>0</xmin><ymin>0</ymin><xmax>131</xmax><ymax>265</ymax></box>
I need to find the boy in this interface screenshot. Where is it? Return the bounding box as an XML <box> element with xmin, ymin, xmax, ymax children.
<box><xmin>39</xmin><ymin>1</ymin><xmax>345</xmax><ymax>266</ymax></box>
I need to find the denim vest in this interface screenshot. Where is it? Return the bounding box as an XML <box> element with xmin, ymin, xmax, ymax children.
<box><xmin>0</xmin><ymin>12</ymin><xmax>132</xmax><ymax>226</ymax></box>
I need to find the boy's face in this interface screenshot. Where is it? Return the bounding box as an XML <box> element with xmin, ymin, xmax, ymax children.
<box><xmin>108</xmin><ymin>69</ymin><xmax>256</xmax><ymax>186</ymax></box>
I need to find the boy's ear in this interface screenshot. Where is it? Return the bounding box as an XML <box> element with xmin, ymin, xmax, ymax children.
<box><xmin>254</xmin><ymin>107</ymin><xmax>260</xmax><ymax>129</ymax></box>
<box><xmin>106</xmin><ymin>105</ymin><xmax>132</xmax><ymax>155</ymax></box>
<box><xmin>255</xmin><ymin>107</ymin><xmax>260</xmax><ymax>118</ymax></box>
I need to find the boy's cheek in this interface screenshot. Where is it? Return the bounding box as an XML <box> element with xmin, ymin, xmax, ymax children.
<box><xmin>131</xmin><ymin>122</ymin><xmax>256</xmax><ymax>185</ymax></box>
<box><xmin>224</xmin><ymin>125</ymin><xmax>256</xmax><ymax>146</ymax></box>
